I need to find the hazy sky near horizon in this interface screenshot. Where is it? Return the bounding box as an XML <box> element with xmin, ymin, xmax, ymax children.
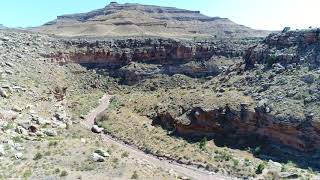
<box><xmin>0</xmin><ymin>0</ymin><xmax>319</xmax><ymax>30</ymax></box>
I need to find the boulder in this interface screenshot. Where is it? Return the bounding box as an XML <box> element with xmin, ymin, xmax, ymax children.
<box><xmin>273</xmin><ymin>63</ymin><xmax>285</xmax><ymax>74</ymax></box>
<box><xmin>94</xmin><ymin>149</ymin><xmax>110</xmax><ymax>157</ymax></box>
<box><xmin>12</xmin><ymin>105</ymin><xmax>23</xmax><ymax>112</ymax></box>
<box><xmin>267</xmin><ymin>160</ymin><xmax>282</xmax><ymax>171</ymax></box>
<box><xmin>256</xmin><ymin>99</ymin><xmax>272</xmax><ymax>113</ymax></box>
<box><xmin>91</xmin><ymin>152</ymin><xmax>105</xmax><ymax>162</ymax></box>
<box><xmin>278</xmin><ymin>172</ymin><xmax>299</xmax><ymax>179</ymax></box>
<box><xmin>32</xmin><ymin>115</ymin><xmax>51</xmax><ymax>125</ymax></box>
<box><xmin>91</xmin><ymin>125</ymin><xmax>104</xmax><ymax>133</ymax></box>
<box><xmin>43</xmin><ymin>129</ymin><xmax>58</xmax><ymax>136</ymax></box>
<box><xmin>301</xmin><ymin>74</ymin><xmax>315</xmax><ymax>84</ymax></box>
<box><xmin>54</xmin><ymin>111</ymin><xmax>68</xmax><ymax>121</ymax></box>
<box><xmin>15</xmin><ymin>152</ymin><xmax>23</xmax><ymax>159</ymax></box>
<box><xmin>0</xmin><ymin>88</ymin><xmax>8</xmax><ymax>98</ymax></box>
<box><xmin>15</xmin><ymin>126</ymin><xmax>28</xmax><ymax>136</ymax></box>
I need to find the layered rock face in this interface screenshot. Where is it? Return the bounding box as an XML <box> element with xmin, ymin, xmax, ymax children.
<box><xmin>154</xmin><ymin>105</ymin><xmax>320</xmax><ymax>153</ymax></box>
<box><xmin>245</xmin><ymin>29</ymin><xmax>320</xmax><ymax>68</ymax></box>
<box><xmin>45</xmin><ymin>38</ymin><xmax>251</xmax><ymax>83</ymax></box>
<box><xmin>48</xmin><ymin>38</ymin><xmax>248</xmax><ymax>65</ymax></box>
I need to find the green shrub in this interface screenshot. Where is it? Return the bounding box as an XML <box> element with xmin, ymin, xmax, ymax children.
<box><xmin>121</xmin><ymin>151</ymin><xmax>129</xmax><ymax>158</ymax></box>
<box><xmin>33</xmin><ymin>152</ymin><xmax>43</xmax><ymax>160</ymax></box>
<box><xmin>60</xmin><ymin>170</ymin><xmax>68</xmax><ymax>177</ymax></box>
<box><xmin>232</xmin><ymin>159</ymin><xmax>239</xmax><ymax>167</ymax></box>
<box><xmin>54</xmin><ymin>168</ymin><xmax>60</xmax><ymax>174</ymax></box>
<box><xmin>199</xmin><ymin>137</ymin><xmax>207</xmax><ymax>150</ymax></box>
<box><xmin>266</xmin><ymin>54</ymin><xmax>277</xmax><ymax>67</ymax></box>
<box><xmin>256</xmin><ymin>163</ymin><xmax>265</xmax><ymax>174</ymax></box>
<box><xmin>131</xmin><ymin>171</ymin><xmax>138</xmax><ymax>179</ymax></box>
<box><xmin>23</xmin><ymin>169</ymin><xmax>32</xmax><ymax>179</ymax></box>
<box><xmin>48</xmin><ymin>141</ymin><xmax>58</xmax><ymax>147</ymax></box>
<box><xmin>214</xmin><ymin>149</ymin><xmax>233</xmax><ymax>162</ymax></box>
<box><xmin>12</xmin><ymin>136</ymin><xmax>23</xmax><ymax>143</ymax></box>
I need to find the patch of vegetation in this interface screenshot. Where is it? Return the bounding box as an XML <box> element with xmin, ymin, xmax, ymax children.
<box><xmin>12</xmin><ymin>136</ymin><xmax>23</xmax><ymax>143</ymax></box>
<box><xmin>214</xmin><ymin>149</ymin><xmax>233</xmax><ymax>162</ymax></box>
<box><xmin>22</xmin><ymin>169</ymin><xmax>32</xmax><ymax>179</ymax></box>
<box><xmin>199</xmin><ymin>137</ymin><xmax>207</xmax><ymax>150</ymax></box>
<box><xmin>33</xmin><ymin>152</ymin><xmax>43</xmax><ymax>161</ymax></box>
<box><xmin>131</xmin><ymin>171</ymin><xmax>139</xmax><ymax>179</ymax></box>
<box><xmin>266</xmin><ymin>54</ymin><xmax>277</xmax><ymax>67</ymax></box>
<box><xmin>48</xmin><ymin>141</ymin><xmax>58</xmax><ymax>147</ymax></box>
<box><xmin>256</xmin><ymin>163</ymin><xmax>265</xmax><ymax>174</ymax></box>
<box><xmin>121</xmin><ymin>151</ymin><xmax>129</xmax><ymax>158</ymax></box>
<box><xmin>3</xmin><ymin>122</ymin><xmax>14</xmax><ymax>131</ymax></box>
<box><xmin>60</xmin><ymin>170</ymin><xmax>68</xmax><ymax>177</ymax></box>
<box><xmin>232</xmin><ymin>159</ymin><xmax>240</xmax><ymax>167</ymax></box>
<box><xmin>108</xmin><ymin>97</ymin><xmax>120</xmax><ymax>111</ymax></box>
<box><xmin>54</xmin><ymin>168</ymin><xmax>60</xmax><ymax>174</ymax></box>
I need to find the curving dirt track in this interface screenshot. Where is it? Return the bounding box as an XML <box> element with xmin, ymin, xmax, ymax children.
<box><xmin>82</xmin><ymin>94</ymin><xmax>232</xmax><ymax>180</ymax></box>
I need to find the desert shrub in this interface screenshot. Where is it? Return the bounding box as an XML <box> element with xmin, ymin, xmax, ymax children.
<box><xmin>33</xmin><ymin>152</ymin><xmax>43</xmax><ymax>160</ymax></box>
<box><xmin>131</xmin><ymin>171</ymin><xmax>138</xmax><ymax>179</ymax></box>
<box><xmin>232</xmin><ymin>159</ymin><xmax>240</xmax><ymax>167</ymax></box>
<box><xmin>256</xmin><ymin>163</ymin><xmax>265</xmax><ymax>174</ymax></box>
<box><xmin>108</xmin><ymin>97</ymin><xmax>120</xmax><ymax>110</ymax></box>
<box><xmin>54</xmin><ymin>168</ymin><xmax>60</xmax><ymax>174</ymax></box>
<box><xmin>60</xmin><ymin>170</ymin><xmax>68</xmax><ymax>177</ymax></box>
<box><xmin>48</xmin><ymin>141</ymin><xmax>58</xmax><ymax>147</ymax></box>
<box><xmin>199</xmin><ymin>137</ymin><xmax>207</xmax><ymax>150</ymax></box>
<box><xmin>214</xmin><ymin>149</ymin><xmax>233</xmax><ymax>162</ymax></box>
<box><xmin>121</xmin><ymin>151</ymin><xmax>129</xmax><ymax>158</ymax></box>
<box><xmin>12</xmin><ymin>136</ymin><xmax>23</xmax><ymax>143</ymax></box>
<box><xmin>266</xmin><ymin>54</ymin><xmax>277</xmax><ymax>67</ymax></box>
<box><xmin>22</xmin><ymin>169</ymin><xmax>32</xmax><ymax>178</ymax></box>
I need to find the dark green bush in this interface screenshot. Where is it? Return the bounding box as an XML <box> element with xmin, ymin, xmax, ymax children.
<box><xmin>266</xmin><ymin>54</ymin><xmax>277</xmax><ymax>67</ymax></box>
<box><xmin>199</xmin><ymin>137</ymin><xmax>207</xmax><ymax>150</ymax></box>
<box><xmin>256</xmin><ymin>163</ymin><xmax>265</xmax><ymax>174</ymax></box>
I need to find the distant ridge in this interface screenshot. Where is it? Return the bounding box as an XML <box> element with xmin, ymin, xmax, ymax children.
<box><xmin>33</xmin><ymin>2</ymin><xmax>270</xmax><ymax>38</ymax></box>
<box><xmin>0</xmin><ymin>24</ymin><xmax>8</xmax><ymax>29</ymax></box>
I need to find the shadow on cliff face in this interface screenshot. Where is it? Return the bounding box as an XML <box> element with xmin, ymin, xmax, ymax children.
<box><xmin>152</xmin><ymin>106</ymin><xmax>320</xmax><ymax>171</ymax></box>
<box><xmin>213</xmin><ymin>134</ymin><xmax>320</xmax><ymax>171</ymax></box>
<box><xmin>80</xmin><ymin>61</ymin><xmax>222</xmax><ymax>85</ymax></box>
<box><xmin>164</xmin><ymin>129</ymin><xmax>320</xmax><ymax>171</ymax></box>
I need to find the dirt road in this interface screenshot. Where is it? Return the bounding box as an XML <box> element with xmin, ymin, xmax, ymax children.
<box><xmin>82</xmin><ymin>94</ymin><xmax>231</xmax><ymax>180</ymax></box>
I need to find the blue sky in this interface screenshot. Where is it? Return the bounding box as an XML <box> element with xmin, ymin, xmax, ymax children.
<box><xmin>0</xmin><ymin>0</ymin><xmax>319</xmax><ymax>30</ymax></box>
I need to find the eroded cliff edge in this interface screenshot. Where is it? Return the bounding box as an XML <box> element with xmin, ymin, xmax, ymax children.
<box><xmin>43</xmin><ymin>29</ymin><xmax>320</xmax><ymax>169</ymax></box>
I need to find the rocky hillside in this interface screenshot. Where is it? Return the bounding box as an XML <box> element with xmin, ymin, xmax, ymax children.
<box><xmin>33</xmin><ymin>2</ymin><xmax>269</xmax><ymax>38</ymax></box>
<box><xmin>0</xmin><ymin>30</ymin><xmax>183</xmax><ymax>179</ymax></box>
<box><xmin>245</xmin><ymin>28</ymin><xmax>320</xmax><ymax>68</ymax></box>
